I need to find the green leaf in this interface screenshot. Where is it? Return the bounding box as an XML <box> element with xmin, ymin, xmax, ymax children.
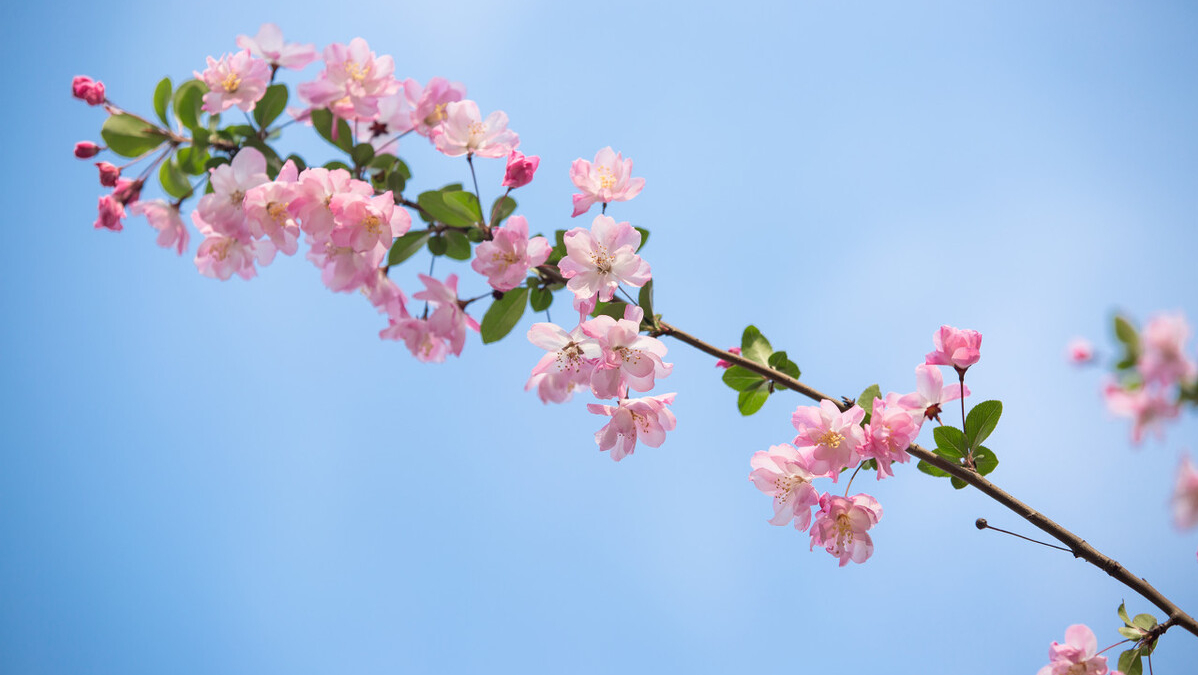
<box><xmin>323</xmin><ymin>160</ymin><xmax>351</xmax><ymax>172</ymax></box>
<box><xmin>860</xmin><ymin>459</ymin><xmax>878</xmax><ymax>472</ymax></box>
<box><xmin>351</xmin><ymin>142</ymin><xmax>375</xmax><ymax>167</ymax></box>
<box><xmin>1118</xmin><ymin>648</ymin><xmax>1143</xmax><ymax>675</ymax></box>
<box><xmin>101</xmin><ymin>113</ymin><xmax>166</xmax><ymax>158</ymax></box>
<box><xmin>427</xmin><ymin>236</ymin><xmax>448</xmax><ymax>256</ymax></box>
<box><xmin>965</xmin><ymin>400</ymin><xmax>1002</xmax><ymax>450</ymax></box>
<box><xmin>158</xmin><ymin>157</ymin><xmax>192</xmax><ymax>199</ymax></box>
<box><xmin>153</xmin><ymin>77</ymin><xmax>172</xmax><ymax>127</ymax></box>
<box><xmin>253</xmin><ymin>84</ymin><xmax>288</xmax><ymax>129</ymax></box>
<box><xmin>591</xmin><ymin>301</ymin><xmax>628</xmax><ymax>320</ymax></box>
<box><xmin>172</xmin><ymin>79</ymin><xmax>207</xmax><ymax>132</ymax></box>
<box><xmin>741</xmin><ymin>325</ymin><xmax>773</xmax><ymax>364</ymax></box>
<box><xmin>386</xmin><ymin>170</ymin><xmax>406</xmax><ymax>196</ymax></box>
<box><xmin>443</xmin><ymin>191</ymin><xmax>483</xmax><ymax>224</ymax></box>
<box><xmin>637</xmin><ymin>280</ymin><xmax>655</xmax><ymax>326</ymax></box>
<box><xmin>530</xmin><ymin>287</ymin><xmax>553</xmax><ymax>312</ymax></box>
<box><xmin>767</xmin><ymin>351</ymin><xmax>801</xmax><ymax>383</ymax></box>
<box><xmin>973</xmin><ymin>445</ymin><xmax>999</xmax><ymax>476</ymax></box>
<box><xmin>387</xmin><ymin>231</ymin><xmax>430</xmax><ymax>266</ymax></box>
<box><xmin>480</xmin><ymin>287</ymin><xmax>529</xmax><ymax>344</ymax></box>
<box><xmin>444</xmin><ymin>230</ymin><xmax>472</xmax><ymax>260</ymax></box>
<box><xmin>737</xmin><ymin>381</ymin><xmax>769</xmax><ymax>416</ymax></box>
<box><xmin>417</xmin><ymin>191</ymin><xmax>475</xmax><ymax>227</ymax></box>
<box><xmin>177</xmin><ymin>143</ymin><xmax>210</xmax><ymax>175</ymax></box>
<box><xmin>634</xmin><ymin>226</ymin><xmax>650</xmax><ymax>252</ymax></box>
<box><xmin>857</xmin><ymin>384</ymin><xmax>882</xmax><ymax>417</ymax></box>
<box><xmin>1118</xmin><ymin>626</ymin><xmax>1146</xmax><ymax>640</ymax></box>
<box><xmin>950</xmin><ymin>476</ymin><xmax>968</xmax><ymax>490</ymax></box>
<box><xmin>285</xmin><ymin>154</ymin><xmax>307</xmax><ymax>172</ymax></box>
<box><xmin>1118</xmin><ymin>601</ymin><xmax>1131</xmax><ymax>625</ymax></box>
<box><xmin>934</xmin><ymin>426</ymin><xmax>967</xmax><ymax>458</ymax></box>
<box><xmin>917</xmin><ymin>460</ymin><xmax>949</xmax><ymax>478</ymax></box>
<box><xmin>490</xmin><ymin>195</ymin><xmax>516</xmax><ymax>225</ymax></box>
<box><xmin>722</xmin><ymin>366</ymin><xmax>765</xmax><ymax>392</ymax></box>
<box><xmin>1114</xmin><ymin>315</ymin><xmax>1139</xmax><ymax>350</ymax></box>
<box><xmin>310</xmin><ymin>108</ymin><xmax>354</xmax><ymax>154</ymax></box>
<box><xmin>1131</xmin><ymin>613</ymin><xmax>1158</xmax><ymax>631</ymax></box>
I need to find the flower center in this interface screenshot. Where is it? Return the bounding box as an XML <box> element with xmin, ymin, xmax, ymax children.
<box><xmin>344</xmin><ymin>60</ymin><xmax>370</xmax><ymax>82</ymax></box>
<box><xmin>467</xmin><ymin>121</ymin><xmax>487</xmax><ymax>145</ymax></box>
<box><xmin>588</xmin><ymin>244</ymin><xmax>613</xmax><ymax>274</ymax></box>
<box><xmin>267</xmin><ymin>201</ymin><xmax>290</xmax><ymax>224</ymax></box>
<box><xmin>596</xmin><ymin>165</ymin><xmax>616</xmax><ymax>190</ymax></box>
<box><xmin>230</xmin><ymin>190</ymin><xmax>246</xmax><ymax>207</ymax></box>
<box><xmin>222</xmin><ymin>72</ymin><xmax>241</xmax><ymax>93</ymax></box>
<box><xmin>491</xmin><ymin>250</ymin><xmax>521</xmax><ymax>267</ymax></box>
<box><xmin>815</xmin><ymin>430</ymin><xmax>845</xmax><ymax>448</ymax></box>
<box><xmin>835</xmin><ymin>513</ymin><xmax>854</xmax><ymax>546</ymax></box>
<box><xmin>425</xmin><ymin>103</ymin><xmax>448</xmax><ymax>127</ymax></box>
<box><xmin>556</xmin><ymin>343</ymin><xmax>586</xmax><ymax>372</ymax></box>
<box><xmin>362</xmin><ymin>213</ymin><xmax>382</xmax><ymax>236</ymax></box>
<box><xmin>773</xmin><ymin>474</ymin><xmax>808</xmax><ymax>503</ymax></box>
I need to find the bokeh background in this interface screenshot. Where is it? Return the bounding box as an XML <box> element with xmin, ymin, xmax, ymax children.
<box><xmin>3</xmin><ymin>1</ymin><xmax>1197</xmax><ymax>673</ymax></box>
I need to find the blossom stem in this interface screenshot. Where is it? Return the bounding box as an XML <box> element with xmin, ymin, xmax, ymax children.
<box><xmin>1096</xmin><ymin>639</ymin><xmax>1131</xmax><ymax>656</ymax></box>
<box><xmin>466</xmin><ymin>154</ymin><xmax>485</xmax><ymax>226</ymax></box>
<box><xmin>958</xmin><ymin>369</ymin><xmax>971</xmax><ymax>465</ymax></box>
<box><xmin>654</xmin><ymin>319</ymin><xmax>1198</xmax><ymax>639</ymax></box>
<box><xmin>843</xmin><ymin>463</ymin><xmax>864</xmax><ymax>497</ymax></box>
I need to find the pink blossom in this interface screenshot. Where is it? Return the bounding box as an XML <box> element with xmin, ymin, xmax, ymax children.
<box><xmin>1103</xmin><ymin>382</ymin><xmax>1181</xmax><ymax>444</ymax></box>
<box><xmin>1173</xmin><ymin>455</ymin><xmax>1198</xmax><ymax>530</ymax></box>
<box><xmin>897</xmin><ymin>364</ymin><xmax>968</xmax><ymax>423</ymax></box>
<box><xmin>199</xmin><ymin>148</ymin><xmax>270</xmax><ymax>232</ymax></box>
<box><xmin>196</xmin><ymin>50</ymin><xmax>271</xmax><ymax>113</ymax></box>
<box><xmin>809</xmin><ymin>493</ymin><xmax>882</xmax><ymax>566</ymax></box>
<box><xmin>586</xmin><ymin>393</ymin><xmax>677</xmax><ymax>462</ymax></box>
<box><xmin>298</xmin><ymin>38</ymin><xmax>400</xmax><ymax>121</ymax></box>
<box><xmin>569</xmin><ymin>147</ymin><xmax>645</xmax><ymax>217</ymax></box>
<box><xmin>290</xmin><ymin>167</ymin><xmax>373</xmax><ymax>242</ymax></box>
<box><xmin>305</xmin><ymin>238</ymin><xmax>380</xmax><ymax>292</ymax></box>
<box><xmin>96</xmin><ymin>162</ymin><xmax>120</xmax><ymax>187</ymax></box>
<box><xmin>431</xmin><ymin>100</ymin><xmax>519</xmax><ymax>159</ymax></box>
<box><xmin>366</xmin><ymin>92</ymin><xmax>416</xmax><ymax>151</ymax></box>
<box><xmin>581</xmin><ymin>306</ymin><xmax>672</xmax><ymax>399</ymax></box>
<box><xmin>71</xmin><ymin>76</ymin><xmax>105</xmax><ymax>105</ymax></box>
<box><xmin>192</xmin><ymin>209</ymin><xmax>274</xmax><ymax>281</ymax></box>
<box><xmin>361</xmin><ymin>268</ymin><xmax>407</xmax><ymax>320</ymax></box>
<box><xmin>329</xmin><ymin>191</ymin><xmax>411</xmax><ymax>253</ymax></box>
<box><xmin>502</xmin><ymin>150</ymin><xmax>539</xmax><ymax>188</ymax></box>
<box><xmin>1139</xmin><ymin>313</ymin><xmax>1197</xmax><ymax>387</ymax></box>
<box><xmin>380</xmin><ymin>317</ymin><xmax>451</xmax><ymax>363</ymax></box>
<box><xmin>129</xmin><ymin>199</ymin><xmax>189</xmax><ymax>255</ymax></box>
<box><xmin>413</xmin><ymin>274</ymin><xmax>479</xmax><ymax>356</ymax></box>
<box><xmin>243</xmin><ymin>167</ymin><xmax>301</xmax><ymax>256</ymax></box>
<box><xmin>925</xmin><ymin>325</ymin><xmax>983</xmax><ymax>372</ymax></box>
<box><xmin>1067</xmin><ymin>337</ymin><xmax>1095</xmax><ymax>364</ymax></box>
<box><xmin>749</xmin><ymin>444</ymin><xmax>824</xmax><ymax>530</ymax></box>
<box><xmin>236</xmin><ymin>23</ymin><xmax>318</xmax><ymax>70</ymax></box>
<box><xmin>792</xmin><ymin>400</ymin><xmax>866</xmax><ymax>478</ymax></box>
<box><xmin>94</xmin><ymin>194</ymin><xmax>126</xmax><ymax>231</ymax></box>
<box><xmin>526</xmin><ymin>322</ymin><xmax>602</xmax><ymax>403</ymax></box>
<box><xmin>74</xmin><ymin>141</ymin><xmax>100</xmax><ymax>159</ymax></box>
<box><xmin>715</xmin><ymin>347</ymin><xmax>741</xmax><ymax>369</ymax></box>
<box><xmin>1036</xmin><ymin>624</ymin><xmax>1110</xmax><ymax>675</ymax></box>
<box><xmin>471</xmin><ymin>215</ymin><xmax>551</xmax><ymax>292</ymax></box>
<box><xmin>862</xmin><ymin>393</ymin><xmax>920</xmax><ymax>478</ymax></box>
<box><xmin>557</xmin><ymin>215</ymin><xmax>651</xmax><ymax>308</ymax></box>
<box><xmin>403</xmin><ymin>77</ymin><xmax>466</xmax><ymax>137</ymax></box>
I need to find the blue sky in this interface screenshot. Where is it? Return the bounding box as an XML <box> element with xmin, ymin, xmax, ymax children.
<box><xmin>3</xmin><ymin>1</ymin><xmax>1197</xmax><ymax>673</ymax></box>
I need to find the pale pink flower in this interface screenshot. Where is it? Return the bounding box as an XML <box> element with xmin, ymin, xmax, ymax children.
<box><xmin>925</xmin><ymin>325</ymin><xmax>983</xmax><ymax>372</ymax></box>
<box><xmin>380</xmin><ymin>317</ymin><xmax>451</xmax><ymax>363</ymax></box>
<box><xmin>431</xmin><ymin>100</ymin><xmax>519</xmax><ymax>159</ymax></box>
<box><xmin>569</xmin><ymin>147</ymin><xmax>645</xmax><ymax>217</ymax></box>
<box><xmin>1036</xmin><ymin>624</ymin><xmax>1110</xmax><ymax>675</ymax></box>
<box><xmin>1103</xmin><ymin>382</ymin><xmax>1181</xmax><ymax>444</ymax></box>
<box><xmin>809</xmin><ymin>493</ymin><xmax>883</xmax><ymax>566</ymax></box>
<box><xmin>199</xmin><ymin>148</ymin><xmax>270</xmax><ymax>232</ymax></box>
<box><xmin>71</xmin><ymin>76</ymin><xmax>105</xmax><ymax>105</ymax></box>
<box><xmin>581</xmin><ymin>306</ymin><xmax>672</xmax><ymax>399</ymax></box>
<box><xmin>361</xmin><ymin>268</ymin><xmax>407</xmax><ymax>321</ymax></box>
<box><xmin>298</xmin><ymin>38</ymin><xmax>400</xmax><ymax>121</ymax></box>
<box><xmin>243</xmin><ymin>160</ymin><xmax>300</xmax><ymax>256</ymax></box>
<box><xmin>749</xmin><ymin>444</ymin><xmax>824</xmax><ymax>530</ymax></box>
<box><xmin>366</xmin><ymin>92</ymin><xmax>416</xmax><ymax>151</ymax></box>
<box><xmin>1173</xmin><ymin>455</ymin><xmax>1198</xmax><ymax>530</ymax></box>
<box><xmin>196</xmin><ymin>50</ymin><xmax>271</xmax><ymax>113</ymax></box>
<box><xmin>74</xmin><ymin>141</ymin><xmax>100</xmax><ymax>159</ymax></box>
<box><xmin>526</xmin><ymin>322</ymin><xmax>602</xmax><ymax>403</ymax></box>
<box><xmin>236</xmin><ymin>23</ymin><xmax>318</xmax><ymax>70</ymax></box>
<box><xmin>305</xmin><ymin>238</ymin><xmax>380</xmax><ymax>292</ymax></box>
<box><xmin>192</xmin><ymin>209</ymin><xmax>275</xmax><ymax>280</ymax></box>
<box><xmin>1067</xmin><ymin>337</ymin><xmax>1095</xmax><ymax>364</ymax></box>
<box><xmin>413</xmin><ymin>274</ymin><xmax>479</xmax><ymax>357</ymax></box>
<box><xmin>525</xmin><ymin>371</ymin><xmax>585</xmax><ymax>404</ymax></box>
<box><xmin>129</xmin><ymin>199</ymin><xmax>189</xmax><ymax>255</ymax></box>
<box><xmin>715</xmin><ymin>347</ymin><xmax>741</xmax><ymax>369</ymax></box>
<box><xmin>403</xmin><ymin>77</ymin><xmax>466</xmax><ymax>137</ymax></box>
<box><xmin>329</xmin><ymin>191</ymin><xmax>411</xmax><ymax>253</ymax></box>
<box><xmin>502</xmin><ymin>150</ymin><xmax>539</xmax><ymax>189</ymax></box>
<box><xmin>586</xmin><ymin>393</ymin><xmax>677</xmax><ymax>462</ymax></box>
<box><xmin>557</xmin><ymin>215</ymin><xmax>651</xmax><ymax>308</ymax></box>
<box><xmin>897</xmin><ymin>364</ymin><xmax>968</xmax><ymax>424</ymax></box>
<box><xmin>1139</xmin><ymin>313</ymin><xmax>1197</xmax><ymax>387</ymax></box>
<box><xmin>471</xmin><ymin>216</ymin><xmax>551</xmax><ymax>292</ymax></box>
<box><xmin>862</xmin><ymin>393</ymin><xmax>921</xmax><ymax>478</ymax></box>
<box><xmin>792</xmin><ymin>400</ymin><xmax>867</xmax><ymax>479</ymax></box>
<box><xmin>290</xmin><ymin>167</ymin><xmax>373</xmax><ymax>242</ymax></box>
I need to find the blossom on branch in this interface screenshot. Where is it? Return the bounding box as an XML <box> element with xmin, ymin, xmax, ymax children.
<box><xmin>526</xmin><ymin>322</ymin><xmax>601</xmax><ymax>403</ymax></box>
<box><xmin>570</xmin><ymin>147</ymin><xmax>645</xmax><ymax>217</ymax></box>
<box><xmin>471</xmin><ymin>215</ymin><xmax>551</xmax><ymax>292</ymax></box>
<box><xmin>581</xmin><ymin>306</ymin><xmax>672</xmax><ymax>399</ymax></box>
<box><xmin>431</xmin><ymin>100</ymin><xmax>518</xmax><ymax>158</ymax></box>
<box><xmin>298</xmin><ymin>38</ymin><xmax>400</xmax><ymax>121</ymax></box>
<box><xmin>1102</xmin><ymin>382</ymin><xmax>1180</xmax><ymax>444</ymax></box>
<box><xmin>925</xmin><ymin>324</ymin><xmax>982</xmax><ymax>372</ymax></box>
<box><xmin>792</xmin><ymin>400</ymin><xmax>866</xmax><ymax>478</ymax></box>
<box><xmin>587</xmin><ymin>393</ymin><xmax>677</xmax><ymax>461</ymax></box>
<box><xmin>501</xmin><ymin>150</ymin><xmax>539</xmax><ymax>189</ymax></box>
<box><xmin>809</xmin><ymin>493</ymin><xmax>882</xmax><ymax>566</ymax></box>
<box><xmin>1138</xmin><ymin>312</ymin><xmax>1197</xmax><ymax>388</ymax></box>
<box><xmin>71</xmin><ymin>76</ymin><xmax>105</xmax><ymax>105</ymax></box>
<box><xmin>236</xmin><ymin>23</ymin><xmax>318</xmax><ymax>70</ymax></box>
<box><xmin>403</xmin><ymin>77</ymin><xmax>466</xmax><ymax>138</ymax></box>
<box><xmin>1036</xmin><ymin>624</ymin><xmax>1111</xmax><ymax>675</ymax></box>
<box><xmin>861</xmin><ymin>393</ymin><xmax>920</xmax><ymax>478</ymax></box>
<box><xmin>413</xmin><ymin>274</ymin><xmax>479</xmax><ymax>357</ymax></box>
<box><xmin>749</xmin><ymin>444</ymin><xmax>824</xmax><ymax>530</ymax></box>
<box><xmin>196</xmin><ymin>50</ymin><xmax>271</xmax><ymax>113</ymax></box>
<box><xmin>129</xmin><ymin>199</ymin><xmax>189</xmax><ymax>255</ymax></box>
<box><xmin>557</xmin><ymin>215</ymin><xmax>651</xmax><ymax>312</ymax></box>
<box><xmin>897</xmin><ymin>363</ymin><xmax>968</xmax><ymax>423</ymax></box>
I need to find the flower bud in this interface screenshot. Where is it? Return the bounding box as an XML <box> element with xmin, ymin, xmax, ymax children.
<box><xmin>74</xmin><ymin>141</ymin><xmax>101</xmax><ymax>159</ymax></box>
<box><xmin>501</xmin><ymin>150</ymin><xmax>540</xmax><ymax>189</ymax></box>
<box><xmin>71</xmin><ymin>75</ymin><xmax>106</xmax><ymax>106</ymax></box>
<box><xmin>96</xmin><ymin>162</ymin><xmax>120</xmax><ymax>187</ymax></box>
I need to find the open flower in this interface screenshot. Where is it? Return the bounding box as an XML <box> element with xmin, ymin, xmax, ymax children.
<box><xmin>557</xmin><ymin>214</ymin><xmax>651</xmax><ymax>308</ymax></box>
<box><xmin>925</xmin><ymin>325</ymin><xmax>982</xmax><ymax>372</ymax></box>
<box><xmin>861</xmin><ymin>393</ymin><xmax>920</xmax><ymax>478</ymax></box>
<box><xmin>809</xmin><ymin>493</ymin><xmax>883</xmax><ymax>566</ymax></box>
<box><xmin>570</xmin><ymin>147</ymin><xmax>645</xmax><ymax>217</ymax></box>
<box><xmin>236</xmin><ymin>23</ymin><xmax>318</xmax><ymax>70</ymax></box>
<box><xmin>403</xmin><ymin>77</ymin><xmax>466</xmax><ymax>137</ymax></box>
<box><xmin>749</xmin><ymin>444</ymin><xmax>824</xmax><ymax>530</ymax></box>
<box><xmin>431</xmin><ymin>100</ymin><xmax>519</xmax><ymax>158</ymax></box>
<box><xmin>196</xmin><ymin>50</ymin><xmax>271</xmax><ymax>113</ymax></box>
<box><xmin>471</xmin><ymin>216</ymin><xmax>551</xmax><ymax>292</ymax></box>
<box><xmin>586</xmin><ymin>393</ymin><xmax>677</xmax><ymax>461</ymax></box>
<box><xmin>526</xmin><ymin>322</ymin><xmax>601</xmax><ymax>403</ymax></box>
<box><xmin>792</xmin><ymin>400</ymin><xmax>866</xmax><ymax>478</ymax></box>
<box><xmin>129</xmin><ymin>199</ymin><xmax>189</xmax><ymax>255</ymax></box>
<box><xmin>580</xmin><ymin>306</ymin><xmax>672</xmax><ymax>399</ymax></box>
<box><xmin>898</xmin><ymin>364</ymin><xmax>968</xmax><ymax>423</ymax></box>
<box><xmin>1103</xmin><ymin>382</ymin><xmax>1180</xmax><ymax>444</ymax></box>
<box><xmin>1139</xmin><ymin>312</ymin><xmax>1197</xmax><ymax>387</ymax></box>
<box><xmin>1036</xmin><ymin>624</ymin><xmax>1110</xmax><ymax>675</ymax></box>
<box><xmin>298</xmin><ymin>38</ymin><xmax>400</xmax><ymax>121</ymax></box>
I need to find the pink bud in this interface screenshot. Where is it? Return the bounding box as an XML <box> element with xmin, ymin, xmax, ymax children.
<box><xmin>74</xmin><ymin>141</ymin><xmax>101</xmax><ymax>159</ymax></box>
<box><xmin>71</xmin><ymin>75</ymin><xmax>106</xmax><ymax>106</ymax></box>
<box><xmin>96</xmin><ymin>162</ymin><xmax>120</xmax><ymax>187</ymax></box>
<box><xmin>501</xmin><ymin>150</ymin><xmax>540</xmax><ymax>189</ymax></box>
<box><xmin>715</xmin><ymin>346</ymin><xmax>741</xmax><ymax>369</ymax></box>
<box><xmin>112</xmin><ymin>178</ymin><xmax>143</xmax><ymax>206</ymax></box>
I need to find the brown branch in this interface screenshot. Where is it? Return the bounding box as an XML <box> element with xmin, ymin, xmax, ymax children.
<box><xmin>655</xmin><ymin>320</ymin><xmax>1198</xmax><ymax>639</ymax></box>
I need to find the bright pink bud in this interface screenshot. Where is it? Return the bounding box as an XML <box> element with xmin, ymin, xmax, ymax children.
<box><xmin>96</xmin><ymin>162</ymin><xmax>120</xmax><ymax>187</ymax></box>
<box><xmin>74</xmin><ymin>141</ymin><xmax>101</xmax><ymax>159</ymax></box>
<box><xmin>925</xmin><ymin>325</ymin><xmax>982</xmax><ymax>372</ymax></box>
<box><xmin>715</xmin><ymin>346</ymin><xmax>741</xmax><ymax>369</ymax></box>
<box><xmin>71</xmin><ymin>75</ymin><xmax>106</xmax><ymax>105</ymax></box>
<box><xmin>501</xmin><ymin>150</ymin><xmax>540</xmax><ymax>188</ymax></box>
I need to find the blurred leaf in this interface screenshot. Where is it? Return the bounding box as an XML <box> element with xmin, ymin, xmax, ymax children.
<box><xmin>153</xmin><ymin>77</ymin><xmax>172</xmax><ymax>127</ymax></box>
<box><xmin>427</xmin><ymin>235</ymin><xmax>448</xmax><ymax>256</ymax></box>
<box><xmin>253</xmin><ymin>84</ymin><xmax>288</xmax><ymax>129</ymax></box>
<box><xmin>323</xmin><ymin>160</ymin><xmax>351</xmax><ymax>171</ymax></box>
<box><xmin>591</xmin><ymin>300</ymin><xmax>628</xmax><ymax>320</ymax></box>
<box><xmin>741</xmin><ymin>325</ymin><xmax>773</xmax><ymax>364</ymax></box>
<box><xmin>1114</xmin><ymin>315</ymin><xmax>1139</xmax><ymax>350</ymax></box>
<box><xmin>351</xmin><ymin>142</ymin><xmax>375</xmax><ymax>167</ymax></box>
<box><xmin>172</xmin><ymin>79</ymin><xmax>207</xmax><ymax>132</ymax></box>
<box><xmin>491</xmin><ymin>195</ymin><xmax>516</xmax><ymax>225</ymax></box>
<box><xmin>387</xmin><ymin>171</ymin><xmax>406</xmax><ymax>196</ymax></box>
<box><xmin>722</xmin><ymin>366</ymin><xmax>764</xmax><ymax>392</ymax></box>
<box><xmin>158</xmin><ymin>156</ymin><xmax>191</xmax><ymax>199</ymax></box>
<box><xmin>480</xmin><ymin>287</ymin><xmax>529</xmax><ymax>344</ymax></box>
<box><xmin>310</xmin><ymin>108</ymin><xmax>354</xmax><ymax>153</ymax></box>
<box><xmin>443</xmin><ymin>190</ymin><xmax>483</xmax><ymax>224</ymax></box>
<box><xmin>530</xmin><ymin>287</ymin><xmax>553</xmax><ymax>312</ymax></box>
<box><xmin>950</xmin><ymin>476</ymin><xmax>967</xmax><ymax>490</ymax></box>
<box><xmin>1118</xmin><ymin>602</ymin><xmax>1131</xmax><ymax>625</ymax></box>
<box><xmin>1118</xmin><ymin>627</ymin><xmax>1145</xmax><ymax>640</ymax></box>
<box><xmin>1118</xmin><ymin>648</ymin><xmax>1143</xmax><ymax>675</ymax></box>
<box><xmin>101</xmin><ymin>113</ymin><xmax>165</xmax><ymax>158</ymax></box>
<box><xmin>965</xmin><ymin>400</ymin><xmax>1002</xmax><ymax>449</ymax></box>
<box><xmin>387</xmin><ymin>230</ymin><xmax>430</xmax><ymax>266</ymax></box>
<box><xmin>637</xmin><ymin>280</ymin><xmax>655</xmax><ymax>325</ymax></box>
<box><xmin>444</xmin><ymin>230</ymin><xmax>472</xmax><ymax>260</ymax></box>
<box><xmin>737</xmin><ymin>381</ymin><xmax>769</xmax><ymax>416</ymax></box>
<box><xmin>635</xmin><ymin>226</ymin><xmax>650</xmax><ymax>252</ymax></box>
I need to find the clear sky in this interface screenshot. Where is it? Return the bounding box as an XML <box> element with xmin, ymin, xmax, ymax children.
<box><xmin>3</xmin><ymin>1</ymin><xmax>1197</xmax><ymax>673</ymax></box>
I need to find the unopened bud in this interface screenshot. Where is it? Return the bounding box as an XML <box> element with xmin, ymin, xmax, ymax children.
<box><xmin>71</xmin><ymin>75</ymin><xmax>106</xmax><ymax>106</ymax></box>
<box><xmin>96</xmin><ymin>162</ymin><xmax>120</xmax><ymax>187</ymax></box>
<box><xmin>74</xmin><ymin>141</ymin><xmax>101</xmax><ymax>159</ymax></box>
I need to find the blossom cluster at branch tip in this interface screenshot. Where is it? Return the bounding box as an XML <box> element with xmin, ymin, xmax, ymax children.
<box><xmin>1099</xmin><ymin>312</ymin><xmax>1195</xmax><ymax>445</ymax></box>
<box><xmin>570</xmin><ymin>147</ymin><xmax>645</xmax><ymax>217</ymax></box>
<box><xmin>925</xmin><ymin>324</ymin><xmax>982</xmax><ymax>372</ymax></box>
<box><xmin>72</xmin><ymin>76</ymin><xmax>105</xmax><ymax>105</ymax></box>
<box><xmin>557</xmin><ymin>215</ymin><xmax>651</xmax><ymax>320</ymax></box>
<box><xmin>196</xmin><ymin>50</ymin><xmax>271</xmax><ymax>113</ymax></box>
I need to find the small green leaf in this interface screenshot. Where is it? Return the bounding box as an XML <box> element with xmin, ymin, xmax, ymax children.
<box><xmin>158</xmin><ymin>157</ymin><xmax>192</xmax><ymax>199</ymax></box>
<box><xmin>480</xmin><ymin>287</ymin><xmax>529</xmax><ymax>344</ymax></box>
<box><xmin>1118</xmin><ymin>626</ymin><xmax>1145</xmax><ymax>640</ymax></box>
<box><xmin>737</xmin><ymin>381</ymin><xmax>770</xmax><ymax>416</ymax></box>
<box><xmin>417</xmin><ymin>191</ymin><xmax>475</xmax><ymax>227</ymax></box>
<box><xmin>767</xmin><ymin>351</ymin><xmax>801</xmax><ymax>383</ymax></box>
<box><xmin>591</xmin><ymin>301</ymin><xmax>628</xmax><ymax>320</ymax></box>
<box><xmin>253</xmin><ymin>84</ymin><xmax>288</xmax><ymax>129</ymax></box>
<box><xmin>530</xmin><ymin>287</ymin><xmax>553</xmax><ymax>312</ymax></box>
<box><xmin>973</xmin><ymin>445</ymin><xmax>999</xmax><ymax>476</ymax></box>
<box><xmin>427</xmin><ymin>236</ymin><xmax>448</xmax><ymax>256</ymax></box>
<box><xmin>741</xmin><ymin>325</ymin><xmax>773</xmax><ymax>364</ymax></box>
<box><xmin>950</xmin><ymin>476</ymin><xmax>968</xmax><ymax>489</ymax></box>
<box><xmin>934</xmin><ymin>426</ymin><xmax>967</xmax><ymax>458</ymax></box>
<box><xmin>1118</xmin><ymin>648</ymin><xmax>1143</xmax><ymax>675</ymax></box>
<box><xmin>917</xmin><ymin>460</ymin><xmax>949</xmax><ymax>478</ymax></box>
<box><xmin>387</xmin><ymin>231</ymin><xmax>430</xmax><ymax>266</ymax></box>
<box><xmin>860</xmin><ymin>459</ymin><xmax>878</xmax><ymax>472</ymax></box>
<box><xmin>101</xmin><ymin>113</ymin><xmax>166</xmax><ymax>158</ymax></box>
<box><xmin>1114</xmin><ymin>315</ymin><xmax>1139</xmax><ymax>350</ymax></box>
<box><xmin>1118</xmin><ymin>601</ymin><xmax>1131</xmax><ymax>625</ymax></box>
<box><xmin>285</xmin><ymin>154</ymin><xmax>307</xmax><ymax>172</ymax></box>
<box><xmin>172</xmin><ymin>79</ymin><xmax>207</xmax><ymax>132</ymax></box>
<box><xmin>1131</xmin><ymin>614</ymin><xmax>1158</xmax><ymax>631</ymax></box>
<box><xmin>637</xmin><ymin>280</ymin><xmax>655</xmax><ymax>326</ymax></box>
<box><xmin>490</xmin><ymin>195</ymin><xmax>517</xmax><ymax>225</ymax></box>
<box><xmin>323</xmin><ymin>160</ymin><xmax>351</xmax><ymax>171</ymax></box>
<box><xmin>857</xmin><ymin>384</ymin><xmax>882</xmax><ymax>417</ymax></box>
<box><xmin>351</xmin><ymin>142</ymin><xmax>375</xmax><ymax>167</ymax></box>
<box><xmin>965</xmin><ymin>400</ymin><xmax>1003</xmax><ymax>450</ymax></box>
<box><xmin>443</xmin><ymin>190</ymin><xmax>483</xmax><ymax>224</ymax></box>
<box><xmin>310</xmin><ymin>108</ymin><xmax>354</xmax><ymax>154</ymax></box>
<box><xmin>177</xmin><ymin>144</ymin><xmax>210</xmax><ymax>175</ymax></box>
<box><xmin>386</xmin><ymin>171</ymin><xmax>406</xmax><ymax>196</ymax></box>
<box><xmin>634</xmin><ymin>226</ymin><xmax>650</xmax><ymax>252</ymax></box>
<box><xmin>444</xmin><ymin>230</ymin><xmax>472</xmax><ymax>260</ymax></box>
<box><xmin>722</xmin><ymin>366</ymin><xmax>765</xmax><ymax>392</ymax></box>
<box><xmin>153</xmin><ymin>77</ymin><xmax>172</xmax><ymax>127</ymax></box>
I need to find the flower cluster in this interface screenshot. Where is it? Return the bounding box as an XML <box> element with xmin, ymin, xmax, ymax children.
<box><xmin>1036</xmin><ymin>624</ymin><xmax>1120</xmax><ymax>675</ymax></box>
<box><xmin>749</xmin><ymin>325</ymin><xmax>979</xmax><ymax>565</ymax></box>
<box><xmin>1099</xmin><ymin>312</ymin><xmax>1196</xmax><ymax>444</ymax></box>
